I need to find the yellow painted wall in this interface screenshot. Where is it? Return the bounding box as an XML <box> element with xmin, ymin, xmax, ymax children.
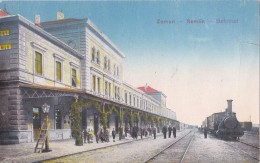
<box><xmin>22</xmin><ymin>25</ymin><xmax>81</xmax><ymax>88</ymax></box>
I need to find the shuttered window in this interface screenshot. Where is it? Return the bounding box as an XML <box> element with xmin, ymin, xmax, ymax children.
<box><xmin>72</xmin><ymin>68</ymin><xmax>77</xmax><ymax>87</ymax></box>
<box><xmin>35</xmin><ymin>52</ymin><xmax>42</xmax><ymax>75</ymax></box>
<box><xmin>56</xmin><ymin>61</ymin><xmax>62</xmax><ymax>82</ymax></box>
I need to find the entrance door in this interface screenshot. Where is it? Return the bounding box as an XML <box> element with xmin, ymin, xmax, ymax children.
<box><xmin>33</xmin><ymin>108</ymin><xmax>41</xmax><ymax>140</ymax></box>
<box><xmin>115</xmin><ymin>116</ymin><xmax>119</xmax><ymax>133</ymax></box>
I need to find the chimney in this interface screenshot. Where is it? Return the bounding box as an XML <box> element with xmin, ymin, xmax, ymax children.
<box><xmin>35</xmin><ymin>15</ymin><xmax>41</xmax><ymax>25</ymax></box>
<box><xmin>57</xmin><ymin>11</ymin><xmax>64</xmax><ymax>20</ymax></box>
<box><xmin>145</xmin><ymin>83</ymin><xmax>148</xmax><ymax>91</ymax></box>
<box><xmin>227</xmin><ymin>99</ymin><xmax>233</xmax><ymax>113</ymax></box>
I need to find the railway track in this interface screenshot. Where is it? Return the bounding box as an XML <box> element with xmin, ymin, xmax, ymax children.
<box><xmin>144</xmin><ymin>130</ymin><xmax>195</xmax><ymax>163</ymax></box>
<box><xmin>225</xmin><ymin>142</ymin><xmax>259</xmax><ymax>162</ymax></box>
<box><xmin>228</xmin><ymin>137</ymin><xmax>259</xmax><ymax>149</ymax></box>
<box><xmin>226</xmin><ymin>137</ymin><xmax>259</xmax><ymax>162</ymax></box>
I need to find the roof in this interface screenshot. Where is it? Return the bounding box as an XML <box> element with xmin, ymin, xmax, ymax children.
<box><xmin>40</xmin><ymin>18</ymin><xmax>80</xmax><ymax>26</ymax></box>
<box><xmin>137</xmin><ymin>85</ymin><xmax>159</xmax><ymax>93</ymax></box>
<box><xmin>40</xmin><ymin>17</ymin><xmax>126</xmax><ymax>59</ymax></box>
<box><xmin>0</xmin><ymin>9</ymin><xmax>9</xmax><ymax>17</ymax></box>
<box><xmin>21</xmin><ymin>83</ymin><xmax>84</xmax><ymax>93</ymax></box>
<box><xmin>0</xmin><ymin>15</ymin><xmax>83</xmax><ymax>60</ymax></box>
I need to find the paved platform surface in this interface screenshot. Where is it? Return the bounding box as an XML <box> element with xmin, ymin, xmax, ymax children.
<box><xmin>0</xmin><ymin>132</ymin><xmax>167</xmax><ymax>163</ymax></box>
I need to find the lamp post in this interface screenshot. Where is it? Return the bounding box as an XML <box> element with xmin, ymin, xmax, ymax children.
<box><xmin>42</xmin><ymin>103</ymin><xmax>51</xmax><ymax>152</ymax></box>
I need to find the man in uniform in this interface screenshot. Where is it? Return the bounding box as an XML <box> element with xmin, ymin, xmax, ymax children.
<box><xmin>153</xmin><ymin>127</ymin><xmax>157</xmax><ymax>139</ymax></box>
<box><xmin>162</xmin><ymin>126</ymin><xmax>167</xmax><ymax>139</ymax></box>
<box><xmin>168</xmin><ymin>126</ymin><xmax>172</xmax><ymax>138</ymax></box>
<box><xmin>172</xmin><ymin>126</ymin><xmax>176</xmax><ymax>138</ymax></box>
<box><xmin>204</xmin><ymin>127</ymin><xmax>208</xmax><ymax>138</ymax></box>
<box><xmin>112</xmin><ymin>128</ymin><xmax>116</xmax><ymax>142</ymax></box>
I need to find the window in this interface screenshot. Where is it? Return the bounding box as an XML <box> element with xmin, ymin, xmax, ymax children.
<box><xmin>117</xmin><ymin>66</ymin><xmax>119</xmax><ymax>76</ymax></box>
<box><xmin>133</xmin><ymin>96</ymin><xmax>135</xmax><ymax>106</ymax></box>
<box><xmin>97</xmin><ymin>78</ymin><xmax>100</xmax><ymax>93</ymax></box>
<box><xmin>115</xmin><ymin>86</ymin><xmax>117</xmax><ymax>98</ymax></box>
<box><xmin>125</xmin><ymin>92</ymin><xmax>128</xmax><ymax>104</ymax></box>
<box><xmin>104</xmin><ymin>56</ymin><xmax>107</xmax><ymax>69</ymax></box>
<box><xmin>56</xmin><ymin>61</ymin><xmax>62</xmax><ymax>82</ymax></box>
<box><xmin>55</xmin><ymin>107</ymin><xmax>62</xmax><ymax>129</ymax></box>
<box><xmin>108</xmin><ymin>59</ymin><xmax>111</xmax><ymax>71</ymax></box>
<box><xmin>108</xmin><ymin>83</ymin><xmax>111</xmax><ymax>97</ymax></box>
<box><xmin>117</xmin><ymin>87</ymin><xmax>120</xmax><ymax>99</ymax></box>
<box><xmin>114</xmin><ymin>64</ymin><xmax>116</xmax><ymax>75</ymax></box>
<box><xmin>72</xmin><ymin>68</ymin><xmax>77</xmax><ymax>87</ymax></box>
<box><xmin>92</xmin><ymin>47</ymin><xmax>95</xmax><ymax>62</ymax></box>
<box><xmin>92</xmin><ymin>75</ymin><xmax>96</xmax><ymax>91</ymax></box>
<box><xmin>129</xmin><ymin>94</ymin><xmax>132</xmax><ymax>105</ymax></box>
<box><xmin>35</xmin><ymin>51</ymin><xmax>43</xmax><ymax>75</ymax></box>
<box><xmin>97</xmin><ymin>50</ymin><xmax>100</xmax><ymax>64</ymax></box>
<box><xmin>105</xmin><ymin>81</ymin><xmax>108</xmax><ymax>95</ymax></box>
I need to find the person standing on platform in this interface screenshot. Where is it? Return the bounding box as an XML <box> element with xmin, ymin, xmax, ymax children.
<box><xmin>95</xmin><ymin>130</ymin><xmax>100</xmax><ymax>143</ymax></box>
<box><xmin>172</xmin><ymin>126</ymin><xmax>176</xmax><ymax>138</ymax></box>
<box><xmin>153</xmin><ymin>127</ymin><xmax>157</xmax><ymax>139</ymax></box>
<box><xmin>168</xmin><ymin>126</ymin><xmax>172</xmax><ymax>138</ymax></box>
<box><xmin>112</xmin><ymin>128</ymin><xmax>116</xmax><ymax>142</ymax></box>
<box><xmin>204</xmin><ymin>127</ymin><xmax>208</xmax><ymax>138</ymax></box>
<box><xmin>83</xmin><ymin>129</ymin><xmax>87</xmax><ymax>143</ymax></box>
<box><xmin>140</xmin><ymin>128</ymin><xmax>143</xmax><ymax>139</ymax></box>
<box><xmin>162</xmin><ymin>126</ymin><xmax>167</xmax><ymax>139</ymax></box>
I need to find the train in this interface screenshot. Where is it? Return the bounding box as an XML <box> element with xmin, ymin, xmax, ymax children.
<box><xmin>202</xmin><ymin>100</ymin><xmax>244</xmax><ymax>139</ymax></box>
<box><xmin>240</xmin><ymin>122</ymin><xmax>252</xmax><ymax>131</ymax></box>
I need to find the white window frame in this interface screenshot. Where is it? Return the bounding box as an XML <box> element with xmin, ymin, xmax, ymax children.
<box><xmin>70</xmin><ymin>62</ymin><xmax>80</xmax><ymax>88</ymax></box>
<box><xmin>53</xmin><ymin>53</ymin><xmax>65</xmax><ymax>83</ymax></box>
<box><xmin>31</xmin><ymin>42</ymin><xmax>47</xmax><ymax>76</ymax></box>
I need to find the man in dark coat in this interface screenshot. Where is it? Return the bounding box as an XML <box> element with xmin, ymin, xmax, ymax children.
<box><xmin>204</xmin><ymin>127</ymin><xmax>208</xmax><ymax>138</ymax></box>
<box><xmin>140</xmin><ymin>128</ymin><xmax>143</xmax><ymax>139</ymax></box>
<box><xmin>172</xmin><ymin>126</ymin><xmax>176</xmax><ymax>138</ymax></box>
<box><xmin>168</xmin><ymin>126</ymin><xmax>172</xmax><ymax>138</ymax></box>
<box><xmin>153</xmin><ymin>127</ymin><xmax>156</xmax><ymax>139</ymax></box>
<box><xmin>162</xmin><ymin>126</ymin><xmax>167</xmax><ymax>139</ymax></box>
<box><xmin>112</xmin><ymin>128</ymin><xmax>116</xmax><ymax>142</ymax></box>
<box><xmin>99</xmin><ymin>129</ymin><xmax>104</xmax><ymax>143</ymax></box>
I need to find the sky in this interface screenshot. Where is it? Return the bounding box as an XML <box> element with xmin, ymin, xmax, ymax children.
<box><xmin>1</xmin><ymin>1</ymin><xmax>259</xmax><ymax>126</ymax></box>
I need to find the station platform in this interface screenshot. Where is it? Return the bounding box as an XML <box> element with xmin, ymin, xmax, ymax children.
<box><xmin>0</xmin><ymin>132</ymin><xmax>167</xmax><ymax>163</ymax></box>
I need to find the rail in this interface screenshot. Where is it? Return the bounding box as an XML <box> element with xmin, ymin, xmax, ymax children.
<box><xmin>144</xmin><ymin>130</ymin><xmax>193</xmax><ymax>163</ymax></box>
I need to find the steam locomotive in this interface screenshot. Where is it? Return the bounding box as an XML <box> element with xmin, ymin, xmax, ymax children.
<box><xmin>202</xmin><ymin>100</ymin><xmax>244</xmax><ymax>139</ymax></box>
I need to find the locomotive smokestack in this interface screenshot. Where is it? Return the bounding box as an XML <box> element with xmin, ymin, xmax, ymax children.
<box><xmin>227</xmin><ymin>99</ymin><xmax>233</xmax><ymax>113</ymax></box>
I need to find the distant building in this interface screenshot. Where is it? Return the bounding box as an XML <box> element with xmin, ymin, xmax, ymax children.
<box><xmin>0</xmin><ymin>9</ymin><xmax>9</xmax><ymax>17</ymax></box>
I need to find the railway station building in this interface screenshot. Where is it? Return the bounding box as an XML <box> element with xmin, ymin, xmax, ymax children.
<box><xmin>0</xmin><ymin>11</ymin><xmax>177</xmax><ymax>144</ymax></box>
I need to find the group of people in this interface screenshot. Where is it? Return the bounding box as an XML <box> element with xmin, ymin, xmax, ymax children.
<box><xmin>162</xmin><ymin>126</ymin><xmax>177</xmax><ymax>139</ymax></box>
<box><xmin>83</xmin><ymin>126</ymin><xmax>178</xmax><ymax>144</ymax></box>
<box><xmin>83</xmin><ymin>129</ymin><xmax>95</xmax><ymax>144</ymax></box>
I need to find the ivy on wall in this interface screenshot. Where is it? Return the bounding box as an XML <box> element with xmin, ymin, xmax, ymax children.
<box><xmin>70</xmin><ymin>97</ymin><xmax>177</xmax><ymax>146</ymax></box>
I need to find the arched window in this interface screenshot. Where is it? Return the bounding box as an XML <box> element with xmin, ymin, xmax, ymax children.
<box><xmin>104</xmin><ymin>56</ymin><xmax>107</xmax><ymax>69</ymax></box>
<box><xmin>96</xmin><ymin>50</ymin><xmax>100</xmax><ymax>64</ymax></box>
<box><xmin>117</xmin><ymin>66</ymin><xmax>119</xmax><ymax>76</ymax></box>
<box><xmin>114</xmin><ymin>64</ymin><xmax>116</xmax><ymax>75</ymax></box>
<box><xmin>91</xmin><ymin>47</ymin><xmax>95</xmax><ymax>62</ymax></box>
<box><xmin>108</xmin><ymin>59</ymin><xmax>111</xmax><ymax>71</ymax></box>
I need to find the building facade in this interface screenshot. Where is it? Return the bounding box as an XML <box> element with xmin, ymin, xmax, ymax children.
<box><xmin>0</xmin><ymin>14</ymin><xmax>83</xmax><ymax>144</ymax></box>
<box><xmin>0</xmin><ymin>12</ymin><xmax>178</xmax><ymax>144</ymax></box>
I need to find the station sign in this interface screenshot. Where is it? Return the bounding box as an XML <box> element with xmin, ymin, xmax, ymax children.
<box><xmin>0</xmin><ymin>44</ymin><xmax>12</xmax><ymax>50</ymax></box>
<box><xmin>0</xmin><ymin>29</ymin><xmax>11</xmax><ymax>36</ymax></box>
